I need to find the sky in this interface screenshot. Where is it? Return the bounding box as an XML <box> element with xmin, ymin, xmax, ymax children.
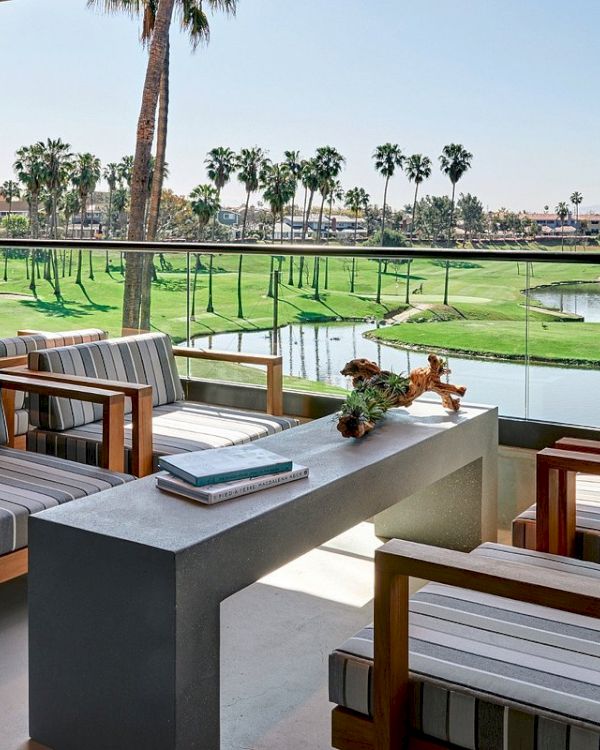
<box><xmin>1</xmin><ymin>0</ymin><xmax>598</xmax><ymax>213</ymax></box>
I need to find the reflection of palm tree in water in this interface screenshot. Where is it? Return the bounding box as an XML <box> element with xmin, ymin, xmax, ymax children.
<box><xmin>299</xmin><ymin>325</ymin><xmax>307</xmax><ymax>379</ymax></box>
<box><xmin>288</xmin><ymin>326</ymin><xmax>294</xmax><ymax>377</ymax></box>
<box><xmin>237</xmin><ymin>332</ymin><xmax>242</xmax><ymax>353</ymax></box>
<box><xmin>325</xmin><ymin>330</ymin><xmax>332</xmax><ymax>383</ymax></box>
<box><xmin>405</xmin><ymin>350</ymin><xmax>411</xmax><ymax>373</ymax></box>
<box><xmin>352</xmin><ymin>324</ymin><xmax>357</xmax><ymax>360</ymax></box>
<box><xmin>314</xmin><ymin>326</ymin><xmax>321</xmax><ymax>382</ymax></box>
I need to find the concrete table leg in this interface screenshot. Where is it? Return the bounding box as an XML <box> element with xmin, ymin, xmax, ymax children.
<box><xmin>28</xmin><ymin>520</ymin><xmax>222</xmax><ymax>750</ymax></box>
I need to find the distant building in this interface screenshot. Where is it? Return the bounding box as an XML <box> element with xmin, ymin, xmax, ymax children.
<box><xmin>0</xmin><ymin>199</ymin><xmax>28</xmax><ymax>219</ymax></box>
<box><xmin>218</xmin><ymin>209</ymin><xmax>240</xmax><ymax>227</ymax></box>
<box><xmin>524</xmin><ymin>211</ymin><xmax>600</xmax><ymax>235</ymax></box>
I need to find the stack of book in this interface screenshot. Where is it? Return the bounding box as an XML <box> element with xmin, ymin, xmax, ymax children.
<box><xmin>156</xmin><ymin>445</ymin><xmax>309</xmax><ymax>504</ymax></box>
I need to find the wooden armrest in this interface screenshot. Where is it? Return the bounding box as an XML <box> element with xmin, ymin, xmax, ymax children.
<box><xmin>0</xmin><ymin>374</ymin><xmax>125</xmax><ymax>474</ymax></box>
<box><xmin>373</xmin><ymin>539</ymin><xmax>600</xmax><ymax>750</ymax></box>
<box><xmin>554</xmin><ymin>437</ymin><xmax>600</xmax><ymax>455</ymax></box>
<box><xmin>0</xmin><ymin>367</ymin><xmax>153</xmax><ymax>478</ymax></box>
<box><xmin>534</xmin><ymin>447</ymin><xmax>600</xmax><ymax>557</ymax></box>
<box><xmin>173</xmin><ymin>346</ymin><xmax>284</xmax><ymax>416</ymax></box>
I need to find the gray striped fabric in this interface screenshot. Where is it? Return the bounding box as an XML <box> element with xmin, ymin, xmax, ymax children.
<box><xmin>28</xmin><ymin>333</ymin><xmax>184</xmax><ymax>431</ymax></box>
<box><xmin>27</xmin><ymin>401</ymin><xmax>298</xmax><ymax>472</ymax></box>
<box><xmin>513</xmin><ymin>473</ymin><xmax>600</xmax><ymax>563</ymax></box>
<box><xmin>0</xmin><ymin>447</ymin><xmax>132</xmax><ymax>557</ymax></box>
<box><xmin>0</xmin><ymin>328</ymin><xmax>107</xmax><ymax>435</ymax></box>
<box><xmin>329</xmin><ymin>543</ymin><xmax>600</xmax><ymax>748</ymax></box>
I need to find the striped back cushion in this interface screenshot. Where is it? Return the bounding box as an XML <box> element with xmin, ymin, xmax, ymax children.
<box><xmin>0</xmin><ymin>328</ymin><xmax>107</xmax><ymax>414</ymax></box>
<box><xmin>0</xmin><ymin>395</ymin><xmax>8</xmax><ymax>447</ymax></box>
<box><xmin>28</xmin><ymin>333</ymin><xmax>184</xmax><ymax>431</ymax></box>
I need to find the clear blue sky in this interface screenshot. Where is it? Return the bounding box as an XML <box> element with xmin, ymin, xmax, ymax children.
<box><xmin>1</xmin><ymin>0</ymin><xmax>598</xmax><ymax>212</ymax></box>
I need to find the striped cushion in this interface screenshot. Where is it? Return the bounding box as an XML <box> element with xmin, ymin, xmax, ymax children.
<box><xmin>513</xmin><ymin>473</ymin><xmax>600</xmax><ymax>562</ymax></box>
<box><xmin>0</xmin><ymin>328</ymin><xmax>107</xmax><ymax>420</ymax></box>
<box><xmin>0</xmin><ymin>447</ymin><xmax>132</xmax><ymax>557</ymax></box>
<box><xmin>27</xmin><ymin>401</ymin><xmax>298</xmax><ymax>472</ymax></box>
<box><xmin>28</xmin><ymin>333</ymin><xmax>184</xmax><ymax>431</ymax></box>
<box><xmin>329</xmin><ymin>543</ymin><xmax>600</xmax><ymax>747</ymax></box>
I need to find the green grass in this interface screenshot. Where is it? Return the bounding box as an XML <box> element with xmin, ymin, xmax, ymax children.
<box><xmin>370</xmin><ymin>320</ymin><xmax>600</xmax><ymax>366</ymax></box>
<box><xmin>2</xmin><ymin>248</ymin><xmax>600</xmax><ymax>380</ymax></box>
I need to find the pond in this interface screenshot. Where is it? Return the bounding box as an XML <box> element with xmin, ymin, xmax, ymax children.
<box><xmin>530</xmin><ymin>282</ymin><xmax>600</xmax><ymax>322</ymax></box>
<box><xmin>194</xmin><ymin>318</ymin><xmax>600</xmax><ymax>427</ymax></box>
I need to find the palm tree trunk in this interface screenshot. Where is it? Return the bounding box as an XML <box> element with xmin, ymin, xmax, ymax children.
<box><xmin>123</xmin><ymin>0</ymin><xmax>175</xmax><ymax>333</ymax></box>
<box><xmin>267</xmin><ymin>256</ymin><xmax>275</xmax><ymax>298</ymax></box>
<box><xmin>302</xmin><ymin>190</ymin><xmax>314</xmax><ymax>241</ymax></box>
<box><xmin>88</xmin><ymin>251</ymin><xmax>95</xmax><ymax>280</ymax></box>
<box><xmin>443</xmin><ymin>182</ymin><xmax>456</xmax><ymax>306</ymax></box>
<box><xmin>241</xmin><ymin>189</ymin><xmax>251</xmax><ymax>240</ymax></box>
<box><xmin>237</xmin><ymin>254</ymin><xmax>244</xmax><ymax>319</ymax></box>
<box><xmin>377</xmin><ymin>177</ymin><xmax>390</xmax><ymax>305</ymax></box>
<box><xmin>30</xmin><ymin>193</ymin><xmax>40</xmax><ymax>239</ymax></box>
<box><xmin>29</xmin><ymin>252</ymin><xmax>36</xmax><ymax>295</ymax></box>
<box><xmin>297</xmin><ymin>256</ymin><xmax>305</xmax><ymax>288</ymax></box>
<box><xmin>7</xmin><ymin>198</ymin><xmax>12</xmax><ymax>239</ymax></box>
<box><xmin>191</xmin><ymin>254</ymin><xmax>199</xmax><ymax>319</ymax></box>
<box><xmin>3</xmin><ymin>252</ymin><xmax>7</xmax><ymax>282</ymax></box>
<box><xmin>406</xmin><ymin>182</ymin><xmax>420</xmax><ymax>305</ymax></box>
<box><xmin>206</xmin><ymin>254</ymin><xmax>214</xmax><ymax>313</ymax></box>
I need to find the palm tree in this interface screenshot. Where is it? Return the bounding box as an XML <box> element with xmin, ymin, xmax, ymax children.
<box><xmin>190</xmin><ymin>184</ymin><xmax>220</xmax><ymax>316</ymax></box>
<box><xmin>284</xmin><ymin>150</ymin><xmax>302</xmax><ymax>284</ymax></box>
<box><xmin>313</xmin><ymin>147</ymin><xmax>345</xmax><ymax>301</ymax></box>
<box><xmin>323</xmin><ymin>179</ymin><xmax>344</xmax><ymax>289</ymax></box>
<box><xmin>237</xmin><ymin>147</ymin><xmax>266</xmax><ymax>240</ymax></box>
<box><xmin>404</xmin><ymin>154</ymin><xmax>432</xmax><ymax>304</ymax></box>
<box><xmin>556</xmin><ymin>201</ymin><xmax>570</xmax><ymax>251</ymax></box>
<box><xmin>298</xmin><ymin>158</ymin><xmax>319</xmax><ymax>288</ymax></box>
<box><xmin>439</xmin><ymin>143</ymin><xmax>473</xmax><ymax>304</ymax></box>
<box><xmin>344</xmin><ymin>187</ymin><xmax>369</xmax><ymax>293</ymax></box>
<box><xmin>39</xmin><ymin>138</ymin><xmax>73</xmax><ymax>240</ymax></box>
<box><xmin>72</xmin><ymin>153</ymin><xmax>101</xmax><ymax>284</ymax></box>
<box><xmin>570</xmin><ymin>191</ymin><xmax>583</xmax><ymax>249</ymax></box>
<box><xmin>205</xmin><ymin>145</ymin><xmax>237</xmax><ymax>239</ymax></box>
<box><xmin>0</xmin><ymin>180</ymin><xmax>20</xmax><ymax>238</ymax></box>
<box><xmin>373</xmin><ymin>143</ymin><xmax>404</xmax><ymax>304</ymax></box>
<box><xmin>104</xmin><ymin>163</ymin><xmax>119</xmax><ymax>238</ymax></box>
<box><xmin>261</xmin><ymin>163</ymin><xmax>296</xmax><ymax>297</ymax></box>
<box><xmin>14</xmin><ymin>144</ymin><xmax>45</xmax><ymax>239</ymax></box>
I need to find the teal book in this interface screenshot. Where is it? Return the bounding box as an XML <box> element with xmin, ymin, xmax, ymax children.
<box><xmin>158</xmin><ymin>445</ymin><xmax>293</xmax><ymax>487</ymax></box>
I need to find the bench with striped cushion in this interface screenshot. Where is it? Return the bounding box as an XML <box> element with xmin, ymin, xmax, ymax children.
<box><xmin>329</xmin><ymin>543</ymin><xmax>600</xmax><ymax>748</ymax></box>
<box><xmin>0</xmin><ymin>448</ymin><xmax>131</xmax><ymax>557</ymax></box>
<box><xmin>26</xmin><ymin>332</ymin><xmax>297</xmax><ymax>470</ymax></box>
<box><xmin>513</xmin><ymin>473</ymin><xmax>600</xmax><ymax>563</ymax></box>
<box><xmin>0</xmin><ymin>328</ymin><xmax>107</xmax><ymax>439</ymax></box>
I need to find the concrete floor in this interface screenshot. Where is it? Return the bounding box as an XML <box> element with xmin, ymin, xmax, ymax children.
<box><xmin>0</xmin><ymin>522</ymin><xmax>381</xmax><ymax>750</ymax></box>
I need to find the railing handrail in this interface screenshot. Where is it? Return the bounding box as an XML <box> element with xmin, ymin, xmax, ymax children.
<box><xmin>0</xmin><ymin>237</ymin><xmax>598</xmax><ymax>263</ymax></box>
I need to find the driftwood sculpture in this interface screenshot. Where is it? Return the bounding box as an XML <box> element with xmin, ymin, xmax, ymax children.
<box><xmin>337</xmin><ymin>354</ymin><xmax>467</xmax><ymax>438</ymax></box>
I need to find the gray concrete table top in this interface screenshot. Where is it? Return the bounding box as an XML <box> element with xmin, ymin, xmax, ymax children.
<box><xmin>29</xmin><ymin>400</ymin><xmax>498</xmax><ymax>750</ymax></box>
<box><xmin>35</xmin><ymin>399</ymin><xmax>496</xmax><ymax>554</ymax></box>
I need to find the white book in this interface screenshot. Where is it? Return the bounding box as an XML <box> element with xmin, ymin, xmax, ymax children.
<box><xmin>156</xmin><ymin>463</ymin><xmax>309</xmax><ymax>504</ymax></box>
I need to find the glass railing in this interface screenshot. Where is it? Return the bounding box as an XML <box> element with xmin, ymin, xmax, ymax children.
<box><xmin>1</xmin><ymin>238</ymin><xmax>599</xmax><ymax>428</ymax></box>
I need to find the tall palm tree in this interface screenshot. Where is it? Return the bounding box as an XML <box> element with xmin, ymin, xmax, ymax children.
<box><xmin>439</xmin><ymin>143</ymin><xmax>473</xmax><ymax>304</ymax></box>
<box><xmin>14</xmin><ymin>144</ymin><xmax>45</xmax><ymax>239</ymax></box>
<box><xmin>205</xmin><ymin>145</ymin><xmax>237</xmax><ymax>239</ymax></box>
<box><xmin>104</xmin><ymin>163</ymin><xmax>119</xmax><ymax>239</ymax></box>
<box><xmin>323</xmin><ymin>179</ymin><xmax>344</xmax><ymax>289</ymax></box>
<box><xmin>298</xmin><ymin>158</ymin><xmax>319</xmax><ymax>289</ymax></box>
<box><xmin>72</xmin><ymin>153</ymin><xmax>101</xmax><ymax>284</ymax></box>
<box><xmin>236</xmin><ymin>147</ymin><xmax>267</xmax><ymax>317</ymax></box>
<box><xmin>313</xmin><ymin>147</ymin><xmax>345</xmax><ymax>301</ymax></box>
<box><xmin>344</xmin><ymin>187</ymin><xmax>369</xmax><ymax>293</ymax></box>
<box><xmin>190</xmin><ymin>184</ymin><xmax>220</xmax><ymax>316</ymax></box>
<box><xmin>570</xmin><ymin>191</ymin><xmax>583</xmax><ymax>250</ymax></box>
<box><xmin>284</xmin><ymin>149</ymin><xmax>302</xmax><ymax>284</ymax></box>
<box><xmin>404</xmin><ymin>154</ymin><xmax>432</xmax><ymax>304</ymax></box>
<box><xmin>261</xmin><ymin>163</ymin><xmax>296</xmax><ymax>297</ymax></box>
<box><xmin>373</xmin><ymin>143</ymin><xmax>404</xmax><ymax>304</ymax></box>
<box><xmin>237</xmin><ymin>147</ymin><xmax>266</xmax><ymax>240</ymax></box>
<box><xmin>0</xmin><ymin>180</ymin><xmax>20</xmax><ymax>238</ymax></box>
<box><xmin>39</xmin><ymin>138</ymin><xmax>73</xmax><ymax>240</ymax></box>
<box><xmin>556</xmin><ymin>201</ymin><xmax>570</xmax><ymax>251</ymax></box>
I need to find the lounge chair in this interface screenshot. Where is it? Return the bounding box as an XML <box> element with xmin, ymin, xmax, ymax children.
<box><xmin>19</xmin><ymin>332</ymin><xmax>297</xmax><ymax>476</ymax></box>
<box><xmin>0</xmin><ymin>371</ymin><xmax>132</xmax><ymax>584</ymax></box>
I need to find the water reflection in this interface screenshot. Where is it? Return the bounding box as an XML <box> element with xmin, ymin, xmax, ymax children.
<box><xmin>193</xmin><ymin>320</ymin><xmax>600</xmax><ymax>427</ymax></box>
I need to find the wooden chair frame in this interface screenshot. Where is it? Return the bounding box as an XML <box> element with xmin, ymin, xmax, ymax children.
<box><xmin>0</xmin><ymin>373</ymin><xmax>126</xmax><ymax>585</ymax></box>
<box><xmin>332</xmin><ymin>539</ymin><xmax>600</xmax><ymax>750</ymax></box>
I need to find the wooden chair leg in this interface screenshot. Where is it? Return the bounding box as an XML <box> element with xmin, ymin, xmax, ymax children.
<box><xmin>0</xmin><ymin>548</ymin><xmax>28</xmax><ymax>584</ymax></box>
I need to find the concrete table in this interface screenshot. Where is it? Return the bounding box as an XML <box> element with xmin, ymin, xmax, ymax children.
<box><xmin>29</xmin><ymin>401</ymin><xmax>497</xmax><ymax>750</ymax></box>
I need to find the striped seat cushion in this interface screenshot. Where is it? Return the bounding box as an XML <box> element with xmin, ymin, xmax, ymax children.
<box><xmin>329</xmin><ymin>543</ymin><xmax>600</xmax><ymax>748</ymax></box>
<box><xmin>28</xmin><ymin>332</ymin><xmax>184</xmax><ymax>431</ymax></box>
<box><xmin>513</xmin><ymin>473</ymin><xmax>600</xmax><ymax>562</ymax></box>
<box><xmin>0</xmin><ymin>447</ymin><xmax>132</xmax><ymax>557</ymax></box>
<box><xmin>27</xmin><ymin>401</ymin><xmax>298</xmax><ymax>472</ymax></box>
<box><xmin>0</xmin><ymin>328</ymin><xmax>107</xmax><ymax>435</ymax></box>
